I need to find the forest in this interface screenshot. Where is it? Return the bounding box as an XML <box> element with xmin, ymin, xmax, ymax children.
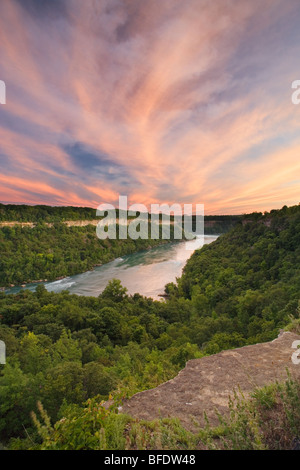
<box><xmin>0</xmin><ymin>223</ymin><xmax>177</xmax><ymax>287</ymax></box>
<box><xmin>0</xmin><ymin>204</ymin><xmax>97</xmax><ymax>222</ymax></box>
<box><xmin>0</xmin><ymin>203</ymin><xmax>242</xmax><ymax>228</ymax></box>
<box><xmin>0</xmin><ymin>207</ymin><xmax>240</xmax><ymax>287</ymax></box>
<box><xmin>0</xmin><ymin>203</ymin><xmax>299</xmax><ymax>449</ymax></box>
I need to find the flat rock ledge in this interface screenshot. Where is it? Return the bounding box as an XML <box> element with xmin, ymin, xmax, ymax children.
<box><xmin>120</xmin><ymin>331</ymin><xmax>300</xmax><ymax>431</ymax></box>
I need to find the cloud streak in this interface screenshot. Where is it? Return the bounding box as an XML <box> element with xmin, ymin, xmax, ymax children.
<box><xmin>0</xmin><ymin>0</ymin><xmax>299</xmax><ymax>213</ymax></box>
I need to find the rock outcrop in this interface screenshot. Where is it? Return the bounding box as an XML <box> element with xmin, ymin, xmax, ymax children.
<box><xmin>121</xmin><ymin>331</ymin><xmax>300</xmax><ymax>431</ymax></box>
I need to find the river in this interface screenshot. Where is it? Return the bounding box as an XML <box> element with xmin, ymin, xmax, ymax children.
<box><xmin>6</xmin><ymin>235</ymin><xmax>218</xmax><ymax>300</ymax></box>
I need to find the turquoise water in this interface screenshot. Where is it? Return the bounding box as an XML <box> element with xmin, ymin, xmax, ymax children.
<box><xmin>6</xmin><ymin>235</ymin><xmax>218</xmax><ymax>300</ymax></box>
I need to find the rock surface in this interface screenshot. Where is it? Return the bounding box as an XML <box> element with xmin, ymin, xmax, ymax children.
<box><xmin>121</xmin><ymin>331</ymin><xmax>300</xmax><ymax>430</ymax></box>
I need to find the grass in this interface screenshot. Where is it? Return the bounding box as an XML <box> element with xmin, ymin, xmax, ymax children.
<box><xmin>6</xmin><ymin>373</ymin><xmax>300</xmax><ymax>450</ymax></box>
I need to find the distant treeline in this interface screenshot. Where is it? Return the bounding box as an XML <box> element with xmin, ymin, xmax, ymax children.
<box><xmin>0</xmin><ymin>203</ymin><xmax>241</xmax><ymax>233</ymax></box>
<box><xmin>0</xmin><ymin>204</ymin><xmax>96</xmax><ymax>222</ymax></box>
<box><xmin>195</xmin><ymin>214</ymin><xmax>242</xmax><ymax>234</ymax></box>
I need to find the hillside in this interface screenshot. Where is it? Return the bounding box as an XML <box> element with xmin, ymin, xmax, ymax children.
<box><xmin>0</xmin><ymin>204</ymin><xmax>299</xmax><ymax>449</ymax></box>
<box><xmin>0</xmin><ymin>224</ymin><xmax>176</xmax><ymax>287</ymax></box>
<box><xmin>0</xmin><ymin>203</ymin><xmax>241</xmax><ymax>234</ymax></box>
<box><xmin>0</xmin><ymin>204</ymin><xmax>240</xmax><ymax>287</ymax></box>
<box><xmin>165</xmin><ymin>203</ymin><xmax>300</xmax><ymax>350</ymax></box>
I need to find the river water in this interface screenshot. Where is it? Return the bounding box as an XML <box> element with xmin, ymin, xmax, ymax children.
<box><xmin>6</xmin><ymin>235</ymin><xmax>218</xmax><ymax>300</ymax></box>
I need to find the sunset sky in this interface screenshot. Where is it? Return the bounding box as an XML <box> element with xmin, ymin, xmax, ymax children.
<box><xmin>0</xmin><ymin>0</ymin><xmax>300</xmax><ymax>214</ymax></box>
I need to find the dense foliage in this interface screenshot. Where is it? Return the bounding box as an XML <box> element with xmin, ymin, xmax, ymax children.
<box><xmin>0</xmin><ymin>204</ymin><xmax>240</xmax><ymax>287</ymax></box>
<box><xmin>15</xmin><ymin>374</ymin><xmax>300</xmax><ymax>450</ymax></box>
<box><xmin>0</xmin><ymin>224</ymin><xmax>175</xmax><ymax>287</ymax></box>
<box><xmin>0</xmin><ymin>204</ymin><xmax>241</xmax><ymax>228</ymax></box>
<box><xmin>0</xmin><ymin>204</ymin><xmax>96</xmax><ymax>222</ymax></box>
<box><xmin>0</xmin><ymin>203</ymin><xmax>299</xmax><ymax>448</ymax></box>
<box><xmin>0</xmin><ymin>282</ymin><xmax>201</xmax><ymax>444</ymax></box>
<box><xmin>173</xmin><ymin>204</ymin><xmax>300</xmax><ymax>349</ymax></box>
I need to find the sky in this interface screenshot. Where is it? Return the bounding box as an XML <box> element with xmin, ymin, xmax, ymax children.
<box><xmin>0</xmin><ymin>0</ymin><xmax>300</xmax><ymax>214</ymax></box>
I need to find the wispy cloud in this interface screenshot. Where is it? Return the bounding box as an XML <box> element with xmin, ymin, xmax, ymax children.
<box><xmin>0</xmin><ymin>0</ymin><xmax>299</xmax><ymax>213</ymax></box>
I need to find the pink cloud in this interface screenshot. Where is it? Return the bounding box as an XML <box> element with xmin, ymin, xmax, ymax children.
<box><xmin>0</xmin><ymin>0</ymin><xmax>299</xmax><ymax>213</ymax></box>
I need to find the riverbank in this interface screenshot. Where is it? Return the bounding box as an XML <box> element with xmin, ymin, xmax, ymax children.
<box><xmin>3</xmin><ymin>236</ymin><xmax>218</xmax><ymax>299</ymax></box>
<box><xmin>1</xmin><ymin>238</ymin><xmax>179</xmax><ymax>292</ymax></box>
<box><xmin>1</xmin><ymin>221</ymin><xmax>187</xmax><ymax>289</ymax></box>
